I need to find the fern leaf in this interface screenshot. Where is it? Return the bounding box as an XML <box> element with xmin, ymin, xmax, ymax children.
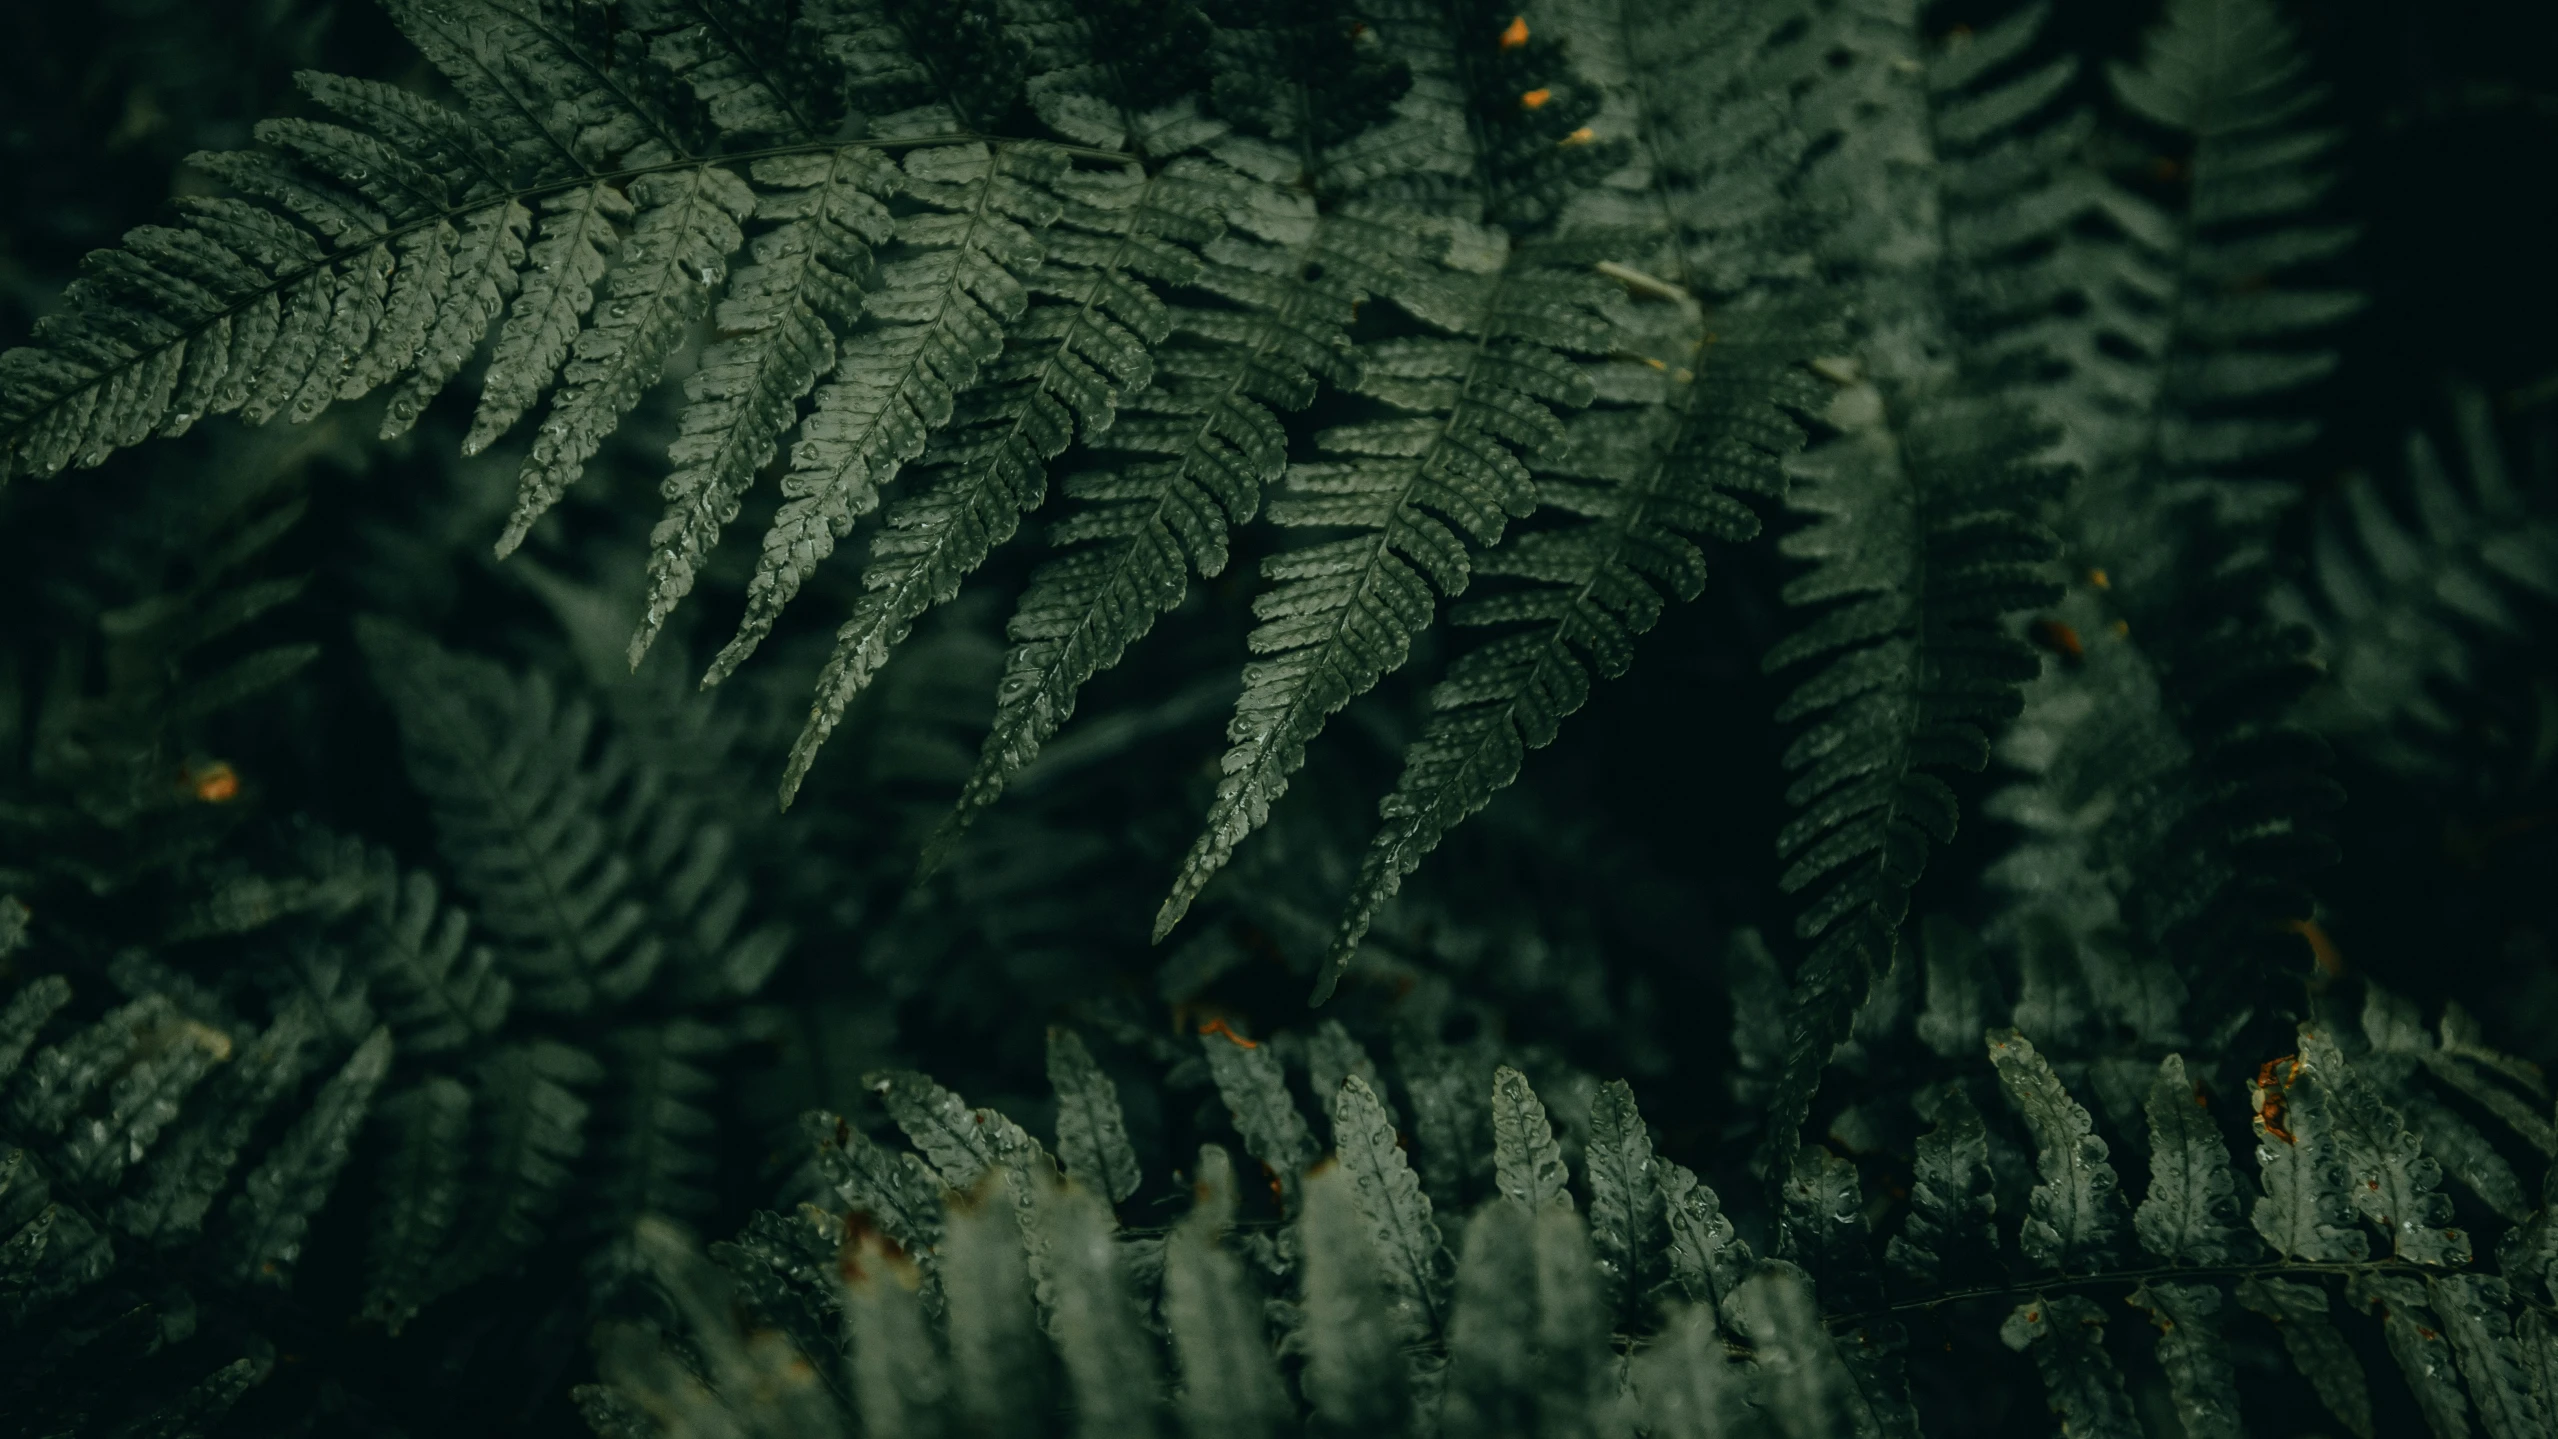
<box><xmin>495</xmin><ymin>165</ymin><xmax>757</xmax><ymax>556</ymax></box>
<box><xmin>382</xmin><ymin>200</ymin><xmax>531</xmax><ymax>437</ymax></box>
<box><xmin>362</xmin><ymin>1077</ymin><xmax>472</xmax><ymax>1333</ymax></box>
<box><xmin>1988</xmin><ymin>1027</ymin><xmax>2127</xmax><ymax>1272</ymax></box>
<box><xmin>1296</xmin><ymin>1158</ymin><xmax>1412</xmax><ymax>1432</ymax></box>
<box><xmin>115</xmin><ymin>1001</ymin><xmax>321</xmax><ymax>1243</ymax></box>
<box><xmin>2353</xmin><ymin>1272</ymin><xmax>2473</xmax><ymax>1439</ymax></box>
<box><xmin>825</xmin><ymin>0</ymin><xmax>1030</xmax><ymax>134</ymax></box>
<box><xmin>2236</xmin><ymin>1275</ymin><xmax>2374</xmax><ymax>1437</ymax></box>
<box><xmin>2138</xmin><ymin>1282</ymin><xmax>2242</xmax><ymax>1439</ymax></box>
<box><xmin>1325</xmin><ymin>299</ymin><xmax>1821</xmax><ymax>989</ymax></box>
<box><xmin>632</xmin><ymin>0</ymin><xmax>837</xmax><ymax>144</ymax></box>
<box><xmin>1046</xmin><ymin>1026</ymin><xmax>1141</xmax><ymax>1204</ymax></box>
<box><xmin>2001</xmin><ymin>1295</ymin><xmax>2140</xmax><ymax>1439</ymax></box>
<box><xmin>2301</xmin><ymin>1027</ymin><xmax>2468</xmax><ymax>1264</ymax></box>
<box><xmin>707</xmin><ymin>142</ymin><xmax>1051</xmax><ymax>683</ymax></box>
<box><xmin>589</xmin><ymin>1021</ymin><xmax>726</xmax><ymax>1285</ymax></box>
<box><xmin>1490</xmin><ymin>1065</ymin><xmax>1571</xmax><ymax>1212</ymax></box>
<box><xmin>223</xmin><ymin>1025</ymin><xmax>393</xmax><ymax>1286</ymax></box>
<box><xmin>1441</xmin><ymin>1197</ymin><xmax>1537</xmax><ymax>1436</ymax></box>
<box><xmin>807</xmin><ymin>1109</ymin><xmax>947</xmax><ymax>1258</ymax></box>
<box><xmin>781</xmin><ymin>151</ymin><xmax>1222</xmax><ymax>803</ymax></box>
<box><xmin>465</xmin><ymin>182</ymin><xmax>634</xmax><ymax>455</ymax></box>
<box><xmin>1201</xmin><ymin>1027</ymin><xmax>1317</xmax><ymax>1205</ymax></box>
<box><xmin>935</xmin><ymin>198</ymin><xmax>1407</xmax><ymax>863</ymax></box>
<box><xmin>1306</xmin><ymin>1018</ymin><xmax>1389</xmax><ymax>1124</ymax></box>
<box><xmin>2430</xmin><ymin>1274</ymin><xmax>2542</xmax><ymax>1439</ymax></box>
<box><xmin>2136</xmin><ymin>1053</ymin><xmax>2254</xmax><ymax>1265</ymax></box>
<box><xmin>1781</xmin><ymin>1144</ymin><xmax>1879</xmax><ymax>1308</ymax></box>
<box><xmin>363</xmin><ymin>865</ymin><xmax>512</xmax><ymax>1053</ymax></box>
<box><xmin>2247</xmin><ymin>1050</ymin><xmax>2369</xmax><ymax>1262</ymax></box>
<box><xmin>940</xmin><ymin>1184</ymin><xmax>1046</xmax><ymax>1439</ymax></box>
<box><xmin>54</xmin><ymin>1015</ymin><xmax>227</xmax><ymax>1191</ymax></box>
<box><xmin>1888</xmin><ymin>1084</ymin><xmax>1996</xmax><ymax>1285</ymax></box>
<box><xmin>381</xmin><ymin>0</ymin><xmax>688</xmax><ymax>178</ymax></box>
<box><xmin>442</xmin><ymin>1039</ymin><xmax>602</xmax><ymax>1291</ymax></box>
<box><xmin>1662</xmin><ymin>1159</ymin><xmax>1751</xmax><ymax>1310</ymax></box>
<box><xmin>0</xmin><ymin>975</ymin><xmax>72</xmax><ymax>1085</ymax></box>
<box><xmin>1157</xmin><ymin>242</ymin><xmax>1611</xmax><ymax>949</ymax></box>
<box><xmin>843</xmin><ymin>1226</ymin><xmax>951</xmax><ymax>1435</ymax></box>
<box><xmin>360</xmin><ymin>623</ymin><xmax>662</xmax><ymax>1012</ymax></box>
<box><xmin>1585</xmin><ymin>1077</ymin><xmax>1665</xmax><ymax>1322</ymax></box>
<box><xmin>631</xmin><ymin>149</ymin><xmax>896</xmax><ymax>667</ymax></box>
<box><xmin>1634</xmin><ymin>1304</ymin><xmax>1751</xmax><ymax>1439</ymax></box>
<box><xmin>1332</xmin><ymin>1072</ymin><xmax>1448</xmax><ymax>1343</ymax></box>
<box><xmin>1724</xmin><ymin>1261</ymin><xmax>1864</xmax><ymax>1439</ymax></box>
<box><xmin>1164</xmin><ymin>1148</ymin><xmax>1290</xmax><ymax>1439</ymax></box>
<box><xmin>1032</xmin><ymin>1178</ymin><xmax>1161</xmax><ymax>1439</ymax></box>
<box><xmin>869</xmin><ymin>1067</ymin><xmax>1001</xmax><ymax>1189</ymax></box>
<box><xmin>8</xmin><ymin>993</ymin><xmax>176</xmax><ymax>1137</ymax></box>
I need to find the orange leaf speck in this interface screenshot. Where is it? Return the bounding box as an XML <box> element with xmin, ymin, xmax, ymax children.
<box><xmin>191</xmin><ymin>762</ymin><xmax>241</xmax><ymax>804</ymax></box>
<box><xmin>1499</xmin><ymin>15</ymin><xmax>1528</xmax><ymax>48</ymax></box>
<box><xmin>1521</xmin><ymin>88</ymin><xmax>1552</xmax><ymax>109</ymax></box>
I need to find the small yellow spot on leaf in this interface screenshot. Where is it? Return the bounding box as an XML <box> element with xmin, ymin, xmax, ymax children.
<box><xmin>1521</xmin><ymin>88</ymin><xmax>1552</xmax><ymax>109</ymax></box>
<box><xmin>190</xmin><ymin>762</ymin><xmax>241</xmax><ymax>803</ymax></box>
<box><xmin>1499</xmin><ymin>15</ymin><xmax>1529</xmax><ymax>48</ymax></box>
<box><xmin>1560</xmin><ymin>126</ymin><xmax>1595</xmax><ymax>146</ymax></box>
<box><xmin>2086</xmin><ymin>567</ymin><xmax>2109</xmax><ymax>589</ymax></box>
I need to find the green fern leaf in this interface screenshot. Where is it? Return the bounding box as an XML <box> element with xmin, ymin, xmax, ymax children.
<box><xmin>781</xmin><ymin>152</ymin><xmax>1223</xmax><ymax>804</ymax></box>
<box><xmin>442</xmin><ymin>1039</ymin><xmax>602</xmax><ymax>1292</ymax></box>
<box><xmin>54</xmin><ymin>1015</ymin><xmax>227</xmax><ymax>1191</ymax></box>
<box><xmin>1297</xmin><ymin>1159</ymin><xmax>1412</xmax><ymax>1433</ymax></box>
<box><xmin>1333</xmin><ymin>1072</ymin><xmax>1448</xmax><ymax>1340</ymax></box>
<box><xmin>934</xmin><ymin>199</ymin><xmax>1409</xmax><ymax>864</ymax></box>
<box><xmin>8</xmin><ymin>993</ymin><xmax>177</xmax><ymax>1137</ymax></box>
<box><xmin>1157</xmin><ymin>242</ymin><xmax>1611</xmax><ymax>950</ymax></box>
<box><xmin>1661</xmin><ymin>1159</ymin><xmax>1752</xmax><ymax>1310</ymax></box>
<box><xmin>1490</xmin><ymin>1064</ymin><xmax>1571</xmax><ymax>1212</ymax></box>
<box><xmin>706</xmin><ymin>142</ymin><xmax>1054</xmax><ymax>681</ymax></box>
<box><xmin>632</xmin><ymin>0</ymin><xmax>838</xmax><ymax>144</ymax></box>
<box><xmin>1781</xmin><ymin>1144</ymin><xmax>1878</xmax><ymax>1308</ymax></box>
<box><xmin>381</xmin><ymin>0</ymin><xmax>689</xmax><ymax>178</ymax></box>
<box><xmin>2135</xmin><ymin>1053</ymin><xmax>2254</xmax><ymax>1265</ymax></box>
<box><xmin>1306</xmin><ymin>1018</ymin><xmax>1389</xmax><ymax>1123</ymax></box>
<box><xmin>2247</xmin><ymin>1049</ymin><xmax>2369</xmax><ymax>1262</ymax></box>
<box><xmin>2137</xmin><ymin>1282</ymin><xmax>2242</xmax><ymax>1439</ymax></box>
<box><xmin>465</xmin><ymin>182</ymin><xmax>634</xmax><ymax>456</ymax></box>
<box><xmin>1988</xmin><ymin>1027</ymin><xmax>2127</xmax><ymax>1273</ymax></box>
<box><xmin>807</xmin><ymin>1109</ymin><xmax>947</xmax><ymax>1259</ymax></box>
<box><xmin>1202</xmin><ymin>1027</ymin><xmax>1317</xmax><ymax>1205</ymax></box>
<box><xmin>359</xmin><ymin>623</ymin><xmax>662</xmax><ymax>1012</ymax></box>
<box><xmin>385</xmin><ymin>200</ymin><xmax>533</xmax><ymax>436</ymax></box>
<box><xmin>2353</xmin><ymin>1272</ymin><xmax>2473</xmax><ymax>1439</ymax></box>
<box><xmin>588</xmin><ymin>1021</ymin><xmax>726</xmax><ymax>1286</ymax></box>
<box><xmin>363</xmin><ymin>865</ymin><xmax>512</xmax><ymax>1053</ymax></box>
<box><xmin>2430</xmin><ymin>1274</ymin><xmax>2543</xmax><ymax>1439</ymax></box>
<box><xmin>362</xmin><ymin>1076</ymin><xmax>472</xmax><ymax>1333</ymax></box>
<box><xmin>1585</xmin><ymin>1077</ymin><xmax>1665</xmax><ymax>1322</ymax></box>
<box><xmin>2301</xmin><ymin>1027</ymin><xmax>2467</xmax><ymax>1264</ymax></box>
<box><xmin>1164</xmin><ymin>1146</ymin><xmax>1290</xmax><ymax>1439</ymax></box>
<box><xmin>1032</xmin><ymin>1177</ymin><xmax>1161</xmax><ymax>1439</ymax></box>
<box><xmin>1888</xmin><ymin>1084</ymin><xmax>1996</xmax><ymax>1285</ymax></box>
<box><xmin>1047</xmin><ymin>1026</ymin><xmax>1141</xmax><ymax>1204</ymax></box>
<box><xmin>495</xmin><ymin>165</ymin><xmax>757</xmax><ymax>556</ymax></box>
<box><xmin>1725</xmin><ymin>1261</ymin><xmax>1864</xmax><ymax>1439</ymax></box>
<box><xmin>115</xmin><ymin>1001</ymin><xmax>322</xmax><ymax>1243</ymax></box>
<box><xmin>1441</xmin><ymin>1197</ymin><xmax>1537</xmax><ymax>1437</ymax></box>
<box><xmin>2236</xmin><ymin>1275</ymin><xmax>2374</xmax><ymax>1437</ymax></box>
<box><xmin>941</xmin><ymin>1183</ymin><xmax>1046</xmax><ymax>1439</ymax></box>
<box><xmin>870</xmin><ymin>1067</ymin><xmax>1002</xmax><ymax>1190</ymax></box>
<box><xmin>2001</xmin><ymin>1294</ymin><xmax>2140</xmax><ymax>1439</ymax></box>
<box><xmin>0</xmin><ymin>975</ymin><xmax>72</xmax><ymax>1085</ymax></box>
<box><xmin>630</xmin><ymin>148</ymin><xmax>896</xmax><ymax>667</ymax></box>
<box><xmin>223</xmin><ymin>1025</ymin><xmax>392</xmax><ymax>1286</ymax></box>
<box><xmin>844</xmin><ymin>1228</ymin><xmax>951</xmax><ymax>1432</ymax></box>
<box><xmin>1633</xmin><ymin>1304</ymin><xmax>1751</xmax><ymax>1439</ymax></box>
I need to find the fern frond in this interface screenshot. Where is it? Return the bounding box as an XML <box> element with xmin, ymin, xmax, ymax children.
<box><xmin>1155</xmin><ymin>242</ymin><xmax>1612</xmax><ymax>942</ymax></box>
<box><xmin>2281</xmin><ymin>388</ymin><xmax>2558</xmax><ymax>776</ymax></box>
<box><xmin>780</xmin><ymin>151</ymin><xmax>1228</xmax><ymax>803</ymax></box>
<box><xmin>1988</xmin><ymin>1027</ymin><xmax>2127</xmax><ymax>1273</ymax></box>
<box><xmin>2001</xmin><ymin>1294</ymin><xmax>2140</xmax><ymax>1439</ymax></box>
<box><xmin>931</xmin><ymin>194</ymin><xmax>1411</xmax><ymax>865</ymax></box>
<box><xmin>588</xmin><ymin>1020</ymin><xmax>726</xmax><ymax>1286</ymax></box>
<box><xmin>705</xmin><ymin>142</ymin><xmax>1057</xmax><ymax>681</ymax></box>
<box><xmin>362</xmin><ymin>1077</ymin><xmax>472</xmax><ymax>1332</ymax></box>
<box><xmin>222</xmin><ymin>1025</ymin><xmax>393</xmax><ymax>1286</ymax></box>
<box><xmin>440</xmin><ymin>1039</ymin><xmax>602</xmax><ymax>1294</ymax></box>
<box><xmin>362</xmin><ymin>862</ymin><xmax>513</xmax><ymax>1054</ymax></box>
<box><xmin>361</xmin><ymin>622</ymin><xmax>663</xmax><ymax>1012</ymax></box>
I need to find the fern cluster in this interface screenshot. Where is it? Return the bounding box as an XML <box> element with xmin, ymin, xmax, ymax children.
<box><xmin>2</xmin><ymin>0</ymin><xmax>2555</xmax><ymax>1433</ymax></box>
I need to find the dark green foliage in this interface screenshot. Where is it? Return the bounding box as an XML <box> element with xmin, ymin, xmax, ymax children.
<box><xmin>1</xmin><ymin>0</ymin><xmax>2552</xmax><ymax>1434</ymax></box>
